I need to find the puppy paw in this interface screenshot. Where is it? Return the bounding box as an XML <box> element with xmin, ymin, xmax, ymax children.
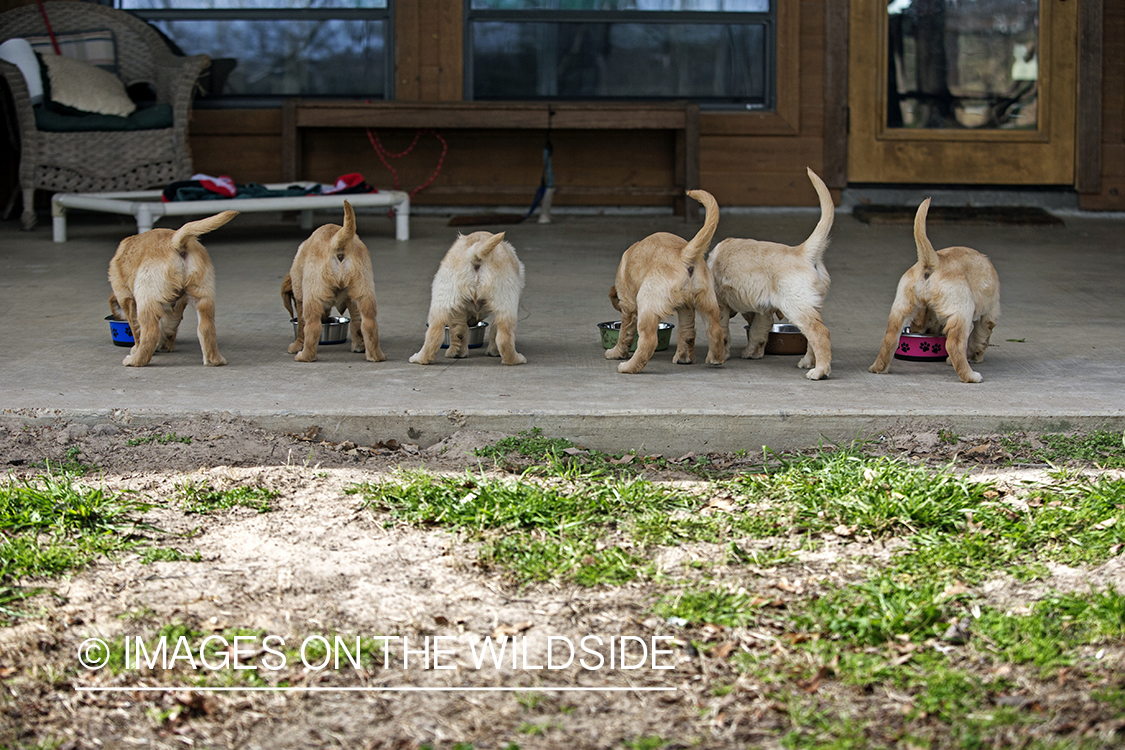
<box><xmin>287</xmin><ymin>342</ymin><xmax>302</xmax><ymax>354</ymax></box>
<box><xmin>617</xmin><ymin>360</ymin><xmax>643</xmax><ymax>374</ymax></box>
<box><xmin>294</xmin><ymin>352</ymin><xmax>317</xmax><ymax>363</ymax></box>
<box><xmin>740</xmin><ymin>347</ymin><xmax>765</xmax><ymax>360</ymax></box>
<box><xmin>351</xmin><ymin>343</ymin><xmax>366</xmax><ymax>353</ymax></box>
<box><xmin>672</xmin><ymin>354</ymin><xmax>695</xmax><ymax>365</ymax></box>
<box><xmin>869</xmin><ymin>363</ymin><xmax>888</xmax><ymax>374</ymax></box>
<box><xmin>501</xmin><ymin>353</ymin><xmax>527</xmax><ymax>366</ymax></box>
<box><xmin>122</xmin><ymin>355</ymin><xmax>144</xmax><ymax>367</ymax></box>
<box><xmin>408</xmin><ymin>352</ymin><xmax>431</xmax><ymax>365</ymax></box>
<box><xmin>960</xmin><ymin>371</ymin><xmax>983</xmax><ymax>384</ymax></box>
<box><xmin>365</xmin><ymin>349</ymin><xmax>387</xmax><ymax>362</ymax></box>
<box><xmin>805</xmin><ymin>367</ymin><xmax>830</xmax><ymax>381</ymax></box>
<box><xmin>205</xmin><ymin>355</ymin><xmax>227</xmax><ymax>367</ymax></box>
<box><xmin>605</xmin><ymin>347</ymin><xmax>628</xmax><ymax>360</ymax></box>
<box><xmin>445</xmin><ymin>348</ymin><xmax>466</xmax><ymax>359</ymax></box>
<box><xmin>705</xmin><ymin>353</ymin><xmax>723</xmax><ymax>366</ymax></box>
<box><xmin>797</xmin><ymin>354</ymin><xmax>815</xmax><ymax>369</ymax></box>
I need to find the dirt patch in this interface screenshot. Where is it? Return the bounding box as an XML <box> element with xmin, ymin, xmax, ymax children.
<box><xmin>2</xmin><ymin>417</ymin><xmax>1123</xmax><ymax>749</ymax></box>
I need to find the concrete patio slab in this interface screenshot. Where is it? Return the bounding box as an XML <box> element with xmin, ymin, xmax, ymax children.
<box><xmin>1</xmin><ymin>205</ymin><xmax>1122</xmax><ymax>453</ymax></box>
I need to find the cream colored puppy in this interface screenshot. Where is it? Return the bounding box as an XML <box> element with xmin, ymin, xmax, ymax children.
<box><xmin>708</xmin><ymin>168</ymin><xmax>834</xmax><ymax>380</ymax></box>
<box><xmin>287</xmin><ymin>201</ymin><xmax>385</xmax><ymax>363</ymax></box>
<box><xmin>107</xmin><ymin>211</ymin><xmax>237</xmax><ymax>367</ymax></box>
<box><xmin>410</xmin><ymin>231</ymin><xmax>526</xmax><ymax>365</ymax></box>
<box><xmin>605</xmin><ymin>190</ymin><xmax>723</xmax><ymax>374</ymax></box>
<box><xmin>870</xmin><ymin>198</ymin><xmax>1001</xmax><ymax>383</ymax></box>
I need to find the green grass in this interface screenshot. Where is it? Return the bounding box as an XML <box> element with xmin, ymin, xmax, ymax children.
<box><xmin>138</xmin><ymin>547</ymin><xmax>201</xmax><ymax>564</ymax></box>
<box><xmin>126</xmin><ymin>432</ymin><xmax>193</xmax><ymax>447</ymax></box>
<box><xmin>474</xmin><ymin>428</ymin><xmax>717</xmax><ymax>478</ymax></box>
<box><xmin>975</xmin><ymin>586</ymin><xmax>1125</xmax><ymax>672</ymax></box>
<box><xmin>175</xmin><ymin>480</ymin><xmax>277</xmax><ymax>514</ymax></box>
<box><xmin>33</xmin><ymin>446</ymin><xmax>99</xmax><ymax>476</ymax></box>
<box><xmin>1002</xmin><ymin>429</ymin><xmax>1125</xmax><ymax>468</ymax></box>
<box><xmin>349</xmin><ymin>470</ymin><xmax>694</xmax><ymax>585</ymax></box>
<box><xmin>655</xmin><ymin>586</ymin><xmax>771</xmax><ymax>628</ymax></box>
<box><xmin>0</xmin><ymin>473</ymin><xmax>153</xmax><ymax>621</ymax></box>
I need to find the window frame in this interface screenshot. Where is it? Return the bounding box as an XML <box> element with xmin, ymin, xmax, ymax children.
<box><xmin>462</xmin><ymin>4</ymin><xmax>776</xmax><ymax>110</ymax></box>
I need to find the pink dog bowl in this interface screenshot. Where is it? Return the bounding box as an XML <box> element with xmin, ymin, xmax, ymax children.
<box><xmin>894</xmin><ymin>328</ymin><xmax>948</xmax><ymax>361</ymax></box>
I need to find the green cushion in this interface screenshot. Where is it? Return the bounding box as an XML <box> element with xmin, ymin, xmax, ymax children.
<box><xmin>34</xmin><ymin>103</ymin><xmax>173</xmax><ymax>132</ymax></box>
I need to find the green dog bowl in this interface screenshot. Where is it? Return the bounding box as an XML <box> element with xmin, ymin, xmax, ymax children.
<box><xmin>598</xmin><ymin>321</ymin><xmax>674</xmax><ymax>352</ymax></box>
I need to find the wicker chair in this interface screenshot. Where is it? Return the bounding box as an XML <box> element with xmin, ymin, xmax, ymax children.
<box><xmin>0</xmin><ymin>2</ymin><xmax>208</xmax><ymax>229</ymax></box>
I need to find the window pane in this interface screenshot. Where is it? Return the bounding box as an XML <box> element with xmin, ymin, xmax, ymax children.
<box><xmin>470</xmin><ymin>1</ymin><xmax>769</xmax><ymax>10</ymax></box>
<box><xmin>471</xmin><ymin>21</ymin><xmax>765</xmax><ymax>101</ymax></box>
<box><xmin>888</xmin><ymin>0</ymin><xmax>1039</xmax><ymax>130</ymax></box>
<box><xmin>150</xmin><ymin>18</ymin><xmax>387</xmax><ymax>96</ymax></box>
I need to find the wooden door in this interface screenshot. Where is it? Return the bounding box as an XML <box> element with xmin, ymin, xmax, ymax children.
<box><xmin>848</xmin><ymin>0</ymin><xmax>1077</xmax><ymax>184</ymax></box>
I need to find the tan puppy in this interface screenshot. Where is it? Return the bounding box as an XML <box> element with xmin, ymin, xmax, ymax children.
<box><xmin>870</xmin><ymin>198</ymin><xmax>1001</xmax><ymax>383</ymax></box>
<box><xmin>287</xmin><ymin>201</ymin><xmax>385</xmax><ymax>363</ymax></box>
<box><xmin>708</xmin><ymin>168</ymin><xmax>834</xmax><ymax>380</ymax></box>
<box><xmin>410</xmin><ymin>231</ymin><xmax>525</xmax><ymax>365</ymax></box>
<box><xmin>605</xmin><ymin>190</ymin><xmax>723</xmax><ymax>374</ymax></box>
<box><xmin>107</xmin><ymin>211</ymin><xmax>237</xmax><ymax>367</ymax></box>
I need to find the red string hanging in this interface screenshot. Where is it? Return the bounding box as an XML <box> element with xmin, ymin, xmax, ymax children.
<box><xmin>36</xmin><ymin>0</ymin><xmax>61</xmax><ymax>55</ymax></box>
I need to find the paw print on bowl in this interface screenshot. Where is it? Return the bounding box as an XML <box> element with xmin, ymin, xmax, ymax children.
<box><xmin>899</xmin><ymin>341</ymin><xmax>911</xmax><ymax>353</ymax></box>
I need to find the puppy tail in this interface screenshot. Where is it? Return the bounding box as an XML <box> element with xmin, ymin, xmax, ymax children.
<box><xmin>477</xmin><ymin>232</ymin><xmax>507</xmax><ymax>258</ymax></box>
<box><xmin>914</xmin><ymin>198</ymin><xmax>940</xmax><ymax>272</ymax></box>
<box><xmin>802</xmin><ymin>167</ymin><xmax>834</xmax><ymax>265</ymax></box>
<box><xmin>332</xmin><ymin>200</ymin><xmax>357</xmax><ymax>253</ymax></box>
<box><xmin>680</xmin><ymin>189</ymin><xmax>720</xmax><ymax>267</ymax></box>
<box><xmin>281</xmin><ymin>274</ymin><xmax>295</xmax><ymax>317</ymax></box>
<box><xmin>171</xmin><ymin>210</ymin><xmax>239</xmax><ymax>250</ymax></box>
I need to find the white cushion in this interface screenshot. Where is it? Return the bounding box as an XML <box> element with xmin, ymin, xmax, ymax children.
<box><xmin>39</xmin><ymin>52</ymin><xmax>135</xmax><ymax>117</ymax></box>
<box><xmin>0</xmin><ymin>38</ymin><xmax>43</xmax><ymax>105</ymax></box>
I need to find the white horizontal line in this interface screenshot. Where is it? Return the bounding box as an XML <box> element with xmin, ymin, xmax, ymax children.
<box><xmin>75</xmin><ymin>686</ymin><xmax>675</xmax><ymax>693</ymax></box>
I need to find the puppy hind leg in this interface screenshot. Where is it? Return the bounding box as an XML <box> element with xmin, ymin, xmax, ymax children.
<box><xmin>288</xmin><ymin>298</ymin><xmax>306</xmax><ymax>354</ymax></box>
<box><xmin>122</xmin><ymin>301</ymin><xmax>164</xmax><ymax>367</ymax></box>
<box><xmin>967</xmin><ymin>317</ymin><xmax>995</xmax><ymax>363</ymax></box>
<box><xmin>618</xmin><ymin>311</ymin><xmax>660</xmax><ymax>374</ymax></box>
<box><xmin>446</xmin><ymin>319</ymin><xmax>470</xmax><ymax>358</ymax></box>
<box><xmin>790</xmin><ymin>310</ymin><xmax>831</xmax><ymax>380</ymax></box>
<box><xmin>697</xmin><ymin>291</ymin><xmax>726</xmax><ymax>366</ymax></box>
<box><xmin>193</xmin><ymin>296</ymin><xmax>227</xmax><ymax>366</ymax></box>
<box><xmin>672</xmin><ymin>306</ymin><xmax>696</xmax><ymax>364</ymax></box>
<box><xmin>870</xmin><ymin>301</ymin><xmax>917</xmax><ymax>374</ymax></box>
<box><xmin>492</xmin><ymin>312</ymin><xmax>526</xmax><ymax>365</ymax></box>
<box><xmin>743</xmin><ymin>312</ymin><xmax>770</xmax><ymax>359</ymax></box>
<box><xmin>605</xmin><ymin>307</ymin><xmax>637</xmax><ymax>361</ymax></box>
<box><xmin>410</xmin><ymin>312</ymin><xmax>450</xmax><ymax>364</ymax></box>
<box><xmin>294</xmin><ymin>301</ymin><xmax>323</xmax><ymax>362</ymax></box>
<box><xmin>354</xmin><ymin>296</ymin><xmax>385</xmax><ymax>362</ymax></box>
<box><xmin>945</xmin><ymin>317</ymin><xmax>982</xmax><ymax>383</ymax></box>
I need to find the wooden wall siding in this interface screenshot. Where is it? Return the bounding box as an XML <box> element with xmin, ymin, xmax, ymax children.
<box><xmin>395</xmin><ymin>0</ymin><xmax>462</xmax><ymax>102</ymax></box>
<box><xmin>190</xmin><ymin>110</ymin><xmax>284</xmax><ymax>184</ymax></box>
<box><xmin>698</xmin><ymin>0</ymin><xmax>830</xmax><ymax>207</ymax></box>
<box><xmin>1079</xmin><ymin>0</ymin><xmax>1124</xmax><ymax>210</ymax></box>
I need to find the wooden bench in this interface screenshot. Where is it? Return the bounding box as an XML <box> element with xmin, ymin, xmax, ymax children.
<box><xmin>281</xmin><ymin>100</ymin><xmax>701</xmax><ymax>221</ymax></box>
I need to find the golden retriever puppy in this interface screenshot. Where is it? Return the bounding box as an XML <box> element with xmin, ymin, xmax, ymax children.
<box><xmin>708</xmin><ymin>168</ymin><xmax>834</xmax><ymax>380</ymax></box>
<box><xmin>605</xmin><ymin>189</ymin><xmax>723</xmax><ymax>374</ymax></box>
<box><xmin>287</xmin><ymin>201</ymin><xmax>385</xmax><ymax>363</ymax></box>
<box><xmin>410</xmin><ymin>231</ymin><xmax>525</xmax><ymax>365</ymax></box>
<box><xmin>107</xmin><ymin>211</ymin><xmax>237</xmax><ymax>367</ymax></box>
<box><xmin>869</xmin><ymin>198</ymin><xmax>1001</xmax><ymax>383</ymax></box>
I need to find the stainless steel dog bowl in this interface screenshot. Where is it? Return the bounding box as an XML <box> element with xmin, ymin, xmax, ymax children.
<box><xmin>894</xmin><ymin>326</ymin><xmax>948</xmax><ymax>361</ymax></box>
<box><xmin>442</xmin><ymin>321</ymin><xmax>488</xmax><ymax>349</ymax></box>
<box><xmin>746</xmin><ymin>322</ymin><xmax>808</xmax><ymax>355</ymax></box>
<box><xmin>291</xmin><ymin>316</ymin><xmax>349</xmax><ymax>345</ymax></box>
<box><xmin>598</xmin><ymin>321</ymin><xmax>674</xmax><ymax>352</ymax></box>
